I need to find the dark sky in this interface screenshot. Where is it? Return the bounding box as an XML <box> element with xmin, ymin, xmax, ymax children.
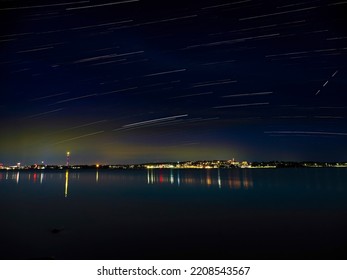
<box><xmin>1</xmin><ymin>0</ymin><xmax>347</xmax><ymax>165</ymax></box>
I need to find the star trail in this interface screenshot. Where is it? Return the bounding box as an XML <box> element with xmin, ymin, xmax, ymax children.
<box><xmin>1</xmin><ymin>0</ymin><xmax>347</xmax><ymax>165</ymax></box>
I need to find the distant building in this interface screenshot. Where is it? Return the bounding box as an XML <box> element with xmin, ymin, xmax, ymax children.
<box><xmin>66</xmin><ymin>152</ymin><xmax>70</xmax><ymax>167</ymax></box>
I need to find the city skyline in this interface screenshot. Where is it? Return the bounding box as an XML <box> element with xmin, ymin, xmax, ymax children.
<box><xmin>1</xmin><ymin>0</ymin><xmax>347</xmax><ymax>164</ymax></box>
<box><xmin>1</xmin><ymin>152</ymin><xmax>346</xmax><ymax>169</ymax></box>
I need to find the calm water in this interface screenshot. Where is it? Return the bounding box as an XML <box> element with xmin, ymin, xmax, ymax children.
<box><xmin>0</xmin><ymin>168</ymin><xmax>346</xmax><ymax>260</ymax></box>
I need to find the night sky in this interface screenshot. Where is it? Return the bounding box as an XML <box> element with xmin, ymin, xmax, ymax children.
<box><xmin>1</xmin><ymin>0</ymin><xmax>347</xmax><ymax>165</ymax></box>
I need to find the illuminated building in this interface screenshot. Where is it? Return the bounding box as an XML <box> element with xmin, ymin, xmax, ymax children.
<box><xmin>66</xmin><ymin>152</ymin><xmax>70</xmax><ymax>167</ymax></box>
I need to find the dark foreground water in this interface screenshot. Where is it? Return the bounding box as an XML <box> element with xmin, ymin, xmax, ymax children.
<box><xmin>0</xmin><ymin>168</ymin><xmax>346</xmax><ymax>260</ymax></box>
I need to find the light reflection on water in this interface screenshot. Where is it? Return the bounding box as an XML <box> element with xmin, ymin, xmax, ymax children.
<box><xmin>65</xmin><ymin>170</ymin><xmax>69</xmax><ymax>198</ymax></box>
<box><xmin>1</xmin><ymin>168</ymin><xmax>347</xmax><ymax>199</ymax></box>
<box><xmin>146</xmin><ymin>168</ymin><xmax>253</xmax><ymax>189</ymax></box>
<box><xmin>0</xmin><ymin>169</ymin><xmax>254</xmax><ymax>189</ymax></box>
<box><xmin>0</xmin><ymin>168</ymin><xmax>346</xmax><ymax>198</ymax></box>
<box><xmin>0</xmin><ymin>168</ymin><xmax>347</xmax><ymax>260</ymax></box>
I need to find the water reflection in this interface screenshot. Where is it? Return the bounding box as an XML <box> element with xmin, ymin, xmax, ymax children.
<box><xmin>218</xmin><ymin>169</ymin><xmax>221</xmax><ymax>188</ymax></box>
<box><xmin>0</xmin><ymin>171</ymin><xmax>47</xmax><ymax>184</ymax></box>
<box><xmin>1</xmin><ymin>168</ymin><xmax>346</xmax><ymax>261</ymax></box>
<box><xmin>177</xmin><ymin>170</ymin><xmax>180</xmax><ymax>186</ymax></box>
<box><xmin>206</xmin><ymin>170</ymin><xmax>212</xmax><ymax>186</ymax></box>
<box><xmin>0</xmin><ymin>169</ymin><xmax>254</xmax><ymax>190</ymax></box>
<box><xmin>146</xmin><ymin>169</ymin><xmax>253</xmax><ymax>189</ymax></box>
<box><xmin>1</xmin><ymin>168</ymin><xmax>346</xmax><ymax>193</ymax></box>
<box><xmin>170</xmin><ymin>169</ymin><xmax>174</xmax><ymax>184</ymax></box>
<box><xmin>65</xmin><ymin>170</ymin><xmax>69</xmax><ymax>198</ymax></box>
<box><xmin>33</xmin><ymin>173</ymin><xmax>37</xmax><ymax>183</ymax></box>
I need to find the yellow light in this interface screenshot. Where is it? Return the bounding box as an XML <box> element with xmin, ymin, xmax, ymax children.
<box><xmin>96</xmin><ymin>164</ymin><xmax>100</xmax><ymax>168</ymax></box>
<box><xmin>65</xmin><ymin>170</ymin><xmax>69</xmax><ymax>198</ymax></box>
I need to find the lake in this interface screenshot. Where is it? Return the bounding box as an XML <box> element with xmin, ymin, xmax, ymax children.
<box><xmin>0</xmin><ymin>168</ymin><xmax>346</xmax><ymax>260</ymax></box>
